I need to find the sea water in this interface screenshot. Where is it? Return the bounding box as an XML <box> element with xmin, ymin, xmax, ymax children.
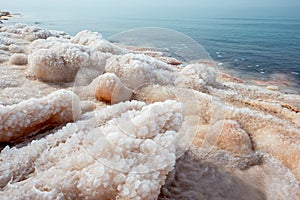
<box><xmin>2</xmin><ymin>3</ymin><xmax>300</xmax><ymax>90</ymax></box>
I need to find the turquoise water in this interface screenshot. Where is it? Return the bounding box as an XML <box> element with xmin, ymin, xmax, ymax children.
<box><xmin>3</xmin><ymin>7</ymin><xmax>300</xmax><ymax>89</ymax></box>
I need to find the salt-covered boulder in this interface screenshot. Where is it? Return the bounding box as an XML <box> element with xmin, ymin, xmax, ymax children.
<box><xmin>0</xmin><ymin>90</ymin><xmax>81</xmax><ymax>143</ymax></box>
<box><xmin>28</xmin><ymin>37</ymin><xmax>70</xmax><ymax>53</ymax></box>
<box><xmin>175</xmin><ymin>63</ymin><xmax>218</xmax><ymax>91</ymax></box>
<box><xmin>8</xmin><ymin>44</ymin><xmax>23</xmax><ymax>53</ymax></box>
<box><xmin>28</xmin><ymin>43</ymin><xmax>91</xmax><ymax>82</ymax></box>
<box><xmin>28</xmin><ymin>38</ymin><xmax>110</xmax><ymax>83</ymax></box>
<box><xmin>9</xmin><ymin>53</ymin><xmax>28</xmax><ymax>65</ymax></box>
<box><xmin>105</xmin><ymin>53</ymin><xmax>177</xmax><ymax>90</ymax></box>
<box><xmin>0</xmin><ymin>54</ymin><xmax>9</xmax><ymax>63</ymax></box>
<box><xmin>21</xmin><ymin>25</ymin><xmax>70</xmax><ymax>41</ymax></box>
<box><xmin>90</xmin><ymin>73</ymin><xmax>133</xmax><ymax>104</ymax></box>
<box><xmin>0</xmin><ymin>35</ymin><xmax>15</xmax><ymax>45</ymax></box>
<box><xmin>71</xmin><ymin>30</ymin><xmax>128</xmax><ymax>55</ymax></box>
<box><xmin>0</xmin><ymin>100</ymin><xmax>182</xmax><ymax>200</ymax></box>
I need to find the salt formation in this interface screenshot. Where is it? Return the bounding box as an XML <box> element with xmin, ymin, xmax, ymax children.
<box><xmin>0</xmin><ymin>54</ymin><xmax>9</xmax><ymax>63</ymax></box>
<box><xmin>175</xmin><ymin>63</ymin><xmax>219</xmax><ymax>90</ymax></box>
<box><xmin>0</xmin><ymin>90</ymin><xmax>81</xmax><ymax>142</ymax></box>
<box><xmin>133</xmin><ymin>84</ymin><xmax>300</xmax><ymax>181</ymax></box>
<box><xmin>105</xmin><ymin>53</ymin><xmax>177</xmax><ymax>90</ymax></box>
<box><xmin>28</xmin><ymin>43</ymin><xmax>91</xmax><ymax>82</ymax></box>
<box><xmin>71</xmin><ymin>30</ymin><xmax>128</xmax><ymax>54</ymax></box>
<box><xmin>204</xmin><ymin>120</ymin><xmax>254</xmax><ymax>155</ymax></box>
<box><xmin>28</xmin><ymin>36</ymin><xmax>114</xmax><ymax>83</ymax></box>
<box><xmin>0</xmin><ymin>101</ymin><xmax>182</xmax><ymax>200</ymax></box>
<box><xmin>1</xmin><ymin>23</ymin><xmax>300</xmax><ymax>199</ymax></box>
<box><xmin>9</xmin><ymin>53</ymin><xmax>27</xmax><ymax>65</ymax></box>
<box><xmin>0</xmin><ymin>35</ymin><xmax>15</xmax><ymax>45</ymax></box>
<box><xmin>8</xmin><ymin>44</ymin><xmax>23</xmax><ymax>53</ymax></box>
<box><xmin>91</xmin><ymin>73</ymin><xmax>133</xmax><ymax>104</ymax></box>
<box><xmin>21</xmin><ymin>25</ymin><xmax>69</xmax><ymax>41</ymax></box>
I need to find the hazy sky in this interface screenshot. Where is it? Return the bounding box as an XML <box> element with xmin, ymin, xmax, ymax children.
<box><xmin>2</xmin><ymin>0</ymin><xmax>300</xmax><ymax>18</ymax></box>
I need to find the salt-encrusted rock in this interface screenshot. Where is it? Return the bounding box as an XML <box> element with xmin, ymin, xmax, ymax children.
<box><xmin>0</xmin><ymin>44</ymin><xmax>9</xmax><ymax>51</ymax></box>
<box><xmin>21</xmin><ymin>25</ymin><xmax>69</xmax><ymax>41</ymax></box>
<box><xmin>71</xmin><ymin>30</ymin><xmax>128</xmax><ymax>55</ymax></box>
<box><xmin>90</xmin><ymin>73</ymin><xmax>133</xmax><ymax>104</ymax></box>
<box><xmin>28</xmin><ymin>43</ymin><xmax>90</xmax><ymax>82</ymax></box>
<box><xmin>204</xmin><ymin>120</ymin><xmax>254</xmax><ymax>155</ymax></box>
<box><xmin>0</xmin><ymin>54</ymin><xmax>9</xmax><ymax>63</ymax></box>
<box><xmin>175</xmin><ymin>63</ymin><xmax>218</xmax><ymax>91</ymax></box>
<box><xmin>0</xmin><ymin>35</ymin><xmax>15</xmax><ymax>45</ymax></box>
<box><xmin>0</xmin><ymin>90</ymin><xmax>81</xmax><ymax>142</ymax></box>
<box><xmin>79</xmin><ymin>100</ymin><xmax>96</xmax><ymax>113</ymax></box>
<box><xmin>133</xmin><ymin>84</ymin><xmax>300</xmax><ymax>181</ymax></box>
<box><xmin>0</xmin><ymin>100</ymin><xmax>182</xmax><ymax>200</ymax></box>
<box><xmin>9</xmin><ymin>53</ymin><xmax>28</xmax><ymax>65</ymax></box>
<box><xmin>8</xmin><ymin>44</ymin><xmax>23</xmax><ymax>53</ymax></box>
<box><xmin>28</xmin><ymin>37</ymin><xmax>70</xmax><ymax>53</ymax></box>
<box><xmin>106</xmin><ymin>53</ymin><xmax>177</xmax><ymax>90</ymax></box>
<box><xmin>28</xmin><ymin>38</ymin><xmax>110</xmax><ymax>83</ymax></box>
<box><xmin>1</xmin><ymin>23</ymin><xmax>300</xmax><ymax>200</ymax></box>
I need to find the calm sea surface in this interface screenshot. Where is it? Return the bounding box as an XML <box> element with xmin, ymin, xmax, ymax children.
<box><xmin>3</xmin><ymin>9</ymin><xmax>300</xmax><ymax>89</ymax></box>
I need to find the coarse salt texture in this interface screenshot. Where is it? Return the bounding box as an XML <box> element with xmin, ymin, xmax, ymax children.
<box><xmin>0</xmin><ymin>100</ymin><xmax>182</xmax><ymax>200</ymax></box>
<box><xmin>175</xmin><ymin>63</ymin><xmax>218</xmax><ymax>91</ymax></box>
<box><xmin>0</xmin><ymin>89</ymin><xmax>81</xmax><ymax>142</ymax></box>
<box><xmin>71</xmin><ymin>30</ymin><xmax>128</xmax><ymax>55</ymax></box>
<box><xmin>28</xmin><ymin>37</ymin><xmax>110</xmax><ymax>83</ymax></box>
<box><xmin>28</xmin><ymin>43</ymin><xmax>90</xmax><ymax>82</ymax></box>
<box><xmin>105</xmin><ymin>53</ymin><xmax>177</xmax><ymax>90</ymax></box>
<box><xmin>21</xmin><ymin>25</ymin><xmax>70</xmax><ymax>41</ymax></box>
<box><xmin>91</xmin><ymin>73</ymin><xmax>133</xmax><ymax>104</ymax></box>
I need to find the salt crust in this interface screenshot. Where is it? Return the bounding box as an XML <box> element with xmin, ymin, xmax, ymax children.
<box><xmin>9</xmin><ymin>53</ymin><xmax>27</xmax><ymax>65</ymax></box>
<box><xmin>0</xmin><ymin>100</ymin><xmax>182</xmax><ymax>200</ymax></box>
<box><xmin>71</xmin><ymin>30</ymin><xmax>128</xmax><ymax>55</ymax></box>
<box><xmin>92</xmin><ymin>73</ymin><xmax>133</xmax><ymax>104</ymax></box>
<box><xmin>0</xmin><ymin>24</ymin><xmax>300</xmax><ymax>199</ymax></box>
<box><xmin>105</xmin><ymin>53</ymin><xmax>177</xmax><ymax>90</ymax></box>
<box><xmin>0</xmin><ymin>90</ymin><xmax>81</xmax><ymax>143</ymax></box>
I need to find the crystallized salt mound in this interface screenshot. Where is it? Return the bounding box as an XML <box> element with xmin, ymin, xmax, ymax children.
<box><xmin>0</xmin><ymin>54</ymin><xmax>9</xmax><ymax>63</ymax></box>
<box><xmin>0</xmin><ymin>101</ymin><xmax>145</xmax><ymax>189</ymax></box>
<box><xmin>28</xmin><ymin>37</ymin><xmax>71</xmax><ymax>53</ymax></box>
<box><xmin>8</xmin><ymin>44</ymin><xmax>23</xmax><ymax>53</ymax></box>
<box><xmin>0</xmin><ymin>35</ymin><xmax>16</xmax><ymax>45</ymax></box>
<box><xmin>91</xmin><ymin>73</ymin><xmax>133</xmax><ymax>104</ymax></box>
<box><xmin>28</xmin><ymin>46</ymin><xmax>89</xmax><ymax>82</ymax></box>
<box><xmin>28</xmin><ymin>38</ymin><xmax>110</xmax><ymax>83</ymax></box>
<box><xmin>0</xmin><ymin>100</ymin><xmax>182</xmax><ymax>200</ymax></box>
<box><xmin>74</xmin><ymin>51</ymin><xmax>112</xmax><ymax>86</ymax></box>
<box><xmin>22</xmin><ymin>25</ymin><xmax>70</xmax><ymax>41</ymax></box>
<box><xmin>28</xmin><ymin>43</ymin><xmax>90</xmax><ymax>82</ymax></box>
<box><xmin>106</xmin><ymin>53</ymin><xmax>177</xmax><ymax>90</ymax></box>
<box><xmin>175</xmin><ymin>63</ymin><xmax>218</xmax><ymax>91</ymax></box>
<box><xmin>0</xmin><ymin>90</ymin><xmax>81</xmax><ymax>143</ymax></box>
<box><xmin>9</xmin><ymin>53</ymin><xmax>28</xmax><ymax>65</ymax></box>
<box><xmin>71</xmin><ymin>30</ymin><xmax>128</xmax><ymax>55</ymax></box>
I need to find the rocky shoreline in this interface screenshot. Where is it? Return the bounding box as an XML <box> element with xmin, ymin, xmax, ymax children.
<box><xmin>0</xmin><ymin>11</ymin><xmax>12</xmax><ymax>23</ymax></box>
<box><xmin>0</xmin><ymin>23</ymin><xmax>299</xmax><ymax>199</ymax></box>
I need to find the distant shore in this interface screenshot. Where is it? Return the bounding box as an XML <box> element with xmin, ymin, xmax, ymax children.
<box><xmin>0</xmin><ymin>11</ymin><xmax>12</xmax><ymax>22</ymax></box>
